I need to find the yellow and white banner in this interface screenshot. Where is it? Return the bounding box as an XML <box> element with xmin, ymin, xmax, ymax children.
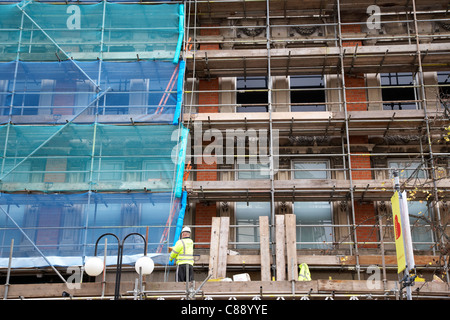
<box><xmin>391</xmin><ymin>191</ymin><xmax>406</xmax><ymax>273</ymax></box>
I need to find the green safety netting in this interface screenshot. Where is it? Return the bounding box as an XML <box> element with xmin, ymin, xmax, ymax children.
<box><xmin>0</xmin><ymin>191</ymin><xmax>188</xmax><ymax>267</ymax></box>
<box><xmin>0</xmin><ymin>123</ymin><xmax>189</xmax><ymax>195</ymax></box>
<box><xmin>0</xmin><ymin>0</ymin><xmax>189</xmax><ymax>270</ymax></box>
<box><xmin>0</xmin><ymin>1</ymin><xmax>183</xmax><ymax>61</ymax></box>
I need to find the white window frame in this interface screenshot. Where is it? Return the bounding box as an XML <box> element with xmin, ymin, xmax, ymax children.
<box><xmin>97</xmin><ymin>160</ymin><xmax>124</xmax><ymax>182</ymax></box>
<box><xmin>291</xmin><ymin>159</ymin><xmax>330</xmax><ymax>180</ymax></box>
<box><xmin>292</xmin><ymin>201</ymin><xmax>334</xmax><ymax>249</ymax></box>
<box><xmin>387</xmin><ymin>159</ymin><xmax>427</xmax><ymax>180</ymax></box>
<box><xmin>289</xmin><ymin>74</ymin><xmax>327</xmax><ymax>112</ymax></box>
<box><xmin>234</xmin><ymin>201</ymin><xmax>271</xmax><ymax>249</ymax></box>
<box><xmin>235</xmin><ymin>161</ymin><xmax>270</xmax><ymax>180</ymax></box>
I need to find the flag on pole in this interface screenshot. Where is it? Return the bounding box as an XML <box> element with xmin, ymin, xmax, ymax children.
<box><xmin>391</xmin><ymin>191</ymin><xmax>406</xmax><ymax>273</ymax></box>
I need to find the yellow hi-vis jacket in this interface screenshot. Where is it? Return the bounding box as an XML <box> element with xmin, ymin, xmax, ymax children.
<box><xmin>298</xmin><ymin>263</ymin><xmax>311</xmax><ymax>281</ymax></box>
<box><xmin>169</xmin><ymin>238</ymin><xmax>194</xmax><ymax>265</ymax></box>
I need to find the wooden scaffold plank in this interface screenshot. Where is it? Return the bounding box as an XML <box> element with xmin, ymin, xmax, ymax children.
<box><xmin>259</xmin><ymin>215</ymin><xmax>271</xmax><ymax>281</ymax></box>
<box><xmin>208</xmin><ymin>217</ymin><xmax>221</xmax><ymax>279</ymax></box>
<box><xmin>285</xmin><ymin>214</ymin><xmax>298</xmax><ymax>281</ymax></box>
<box><xmin>275</xmin><ymin>214</ymin><xmax>286</xmax><ymax>281</ymax></box>
<box><xmin>216</xmin><ymin>216</ymin><xmax>230</xmax><ymax>279</ymax></box>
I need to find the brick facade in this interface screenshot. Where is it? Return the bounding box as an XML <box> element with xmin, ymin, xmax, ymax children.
<box><xmin>342</xmin><ymin>24</ymin><xmax>378</xmax><ymax>248</ymax></box>
<box><xmin>194</xmin><ymin>26</ymin><xmax>220</xmax><ymax>247</ymax></box>
<box><xmin>192</xmin><ymin>23</ymin><xmax>379</xmax><ymax>249</ymax></box>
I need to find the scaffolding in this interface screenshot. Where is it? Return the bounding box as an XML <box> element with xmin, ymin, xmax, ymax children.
<box><xmin>0</xmin><ymin>1</ymin><xmax>189</xmax><ymax>276</ymax></box>
<box><xmin>180</xmin><ymin>0</ymin><xmax>450</xmax><ymax>297</ymax></box>
<box><xmin>0</xmin><ymin>0</ymin><xmax>449</xmax><ymax>300</ymax></box>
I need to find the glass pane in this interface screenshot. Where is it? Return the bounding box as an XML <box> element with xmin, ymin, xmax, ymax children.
<box><xmin>294</xmin><ymin>202</ymin><xmax>333</xmax><ymax>249</ymax></box>
<box><xmin>290</xmin><ymin>75</ymin><xmax>326</xmax><ymax>112</ymax></box>
<box><xmin>407</xmin><ymin>201</ymin><xmax>433</xmax><ymax>250</ymax></box>
<box><xmin>238</xmin><ymin>163</ymin><xmax>270</xmax><ymax>179</ymax></box>
<box><xmin>236</xmin><ymin>76</ymin><xmax>268</xmax><ymax>113</ymax></box>
<box><xmin>235</xmin><ymin>202</ymin><xmax>270</xmax><ymax>248</ymax></box>
<box><xmin>389</xmin><ymin>161</ymin><xmax>426</xmax><ymax>179</ymax></box>
<box><xmin>293</xmin><ymin>161</ymin><xmax>328</xmax><ymax>179</ymax></box>
<box><xmin>381</xmin><ymin>73</ymin><xmax>417</xmax><ymax>110</ymax></box>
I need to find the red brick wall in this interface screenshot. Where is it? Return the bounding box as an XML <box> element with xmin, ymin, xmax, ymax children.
<box><xmin>195</xmin><ymin>202</ymin><xmax>217</xmax><ymax>248</ymax></box>
<box><xmin>196</xmin><ymin>160</ymin><xmax>218</xmax><ymax>181</ymax></box>
<box><xmin>351</xmin><ymin>154</ymin><xmax>372</xmax><ymax>180</ymax></box>
<box><xmin>199</xmin><ymin>24</ymin><xmax>220</xmax><ymax>50</ymax></box>
<box><xmin>349</xmin><ymin>136</ymin><xmax>372</xmax><ymax>181</ymax></box>
<box><xmin>353</xmin><ymin>202</ymin><xmax>378</xmax><ymax>249</ymax></box>
<box><xmin>345</xmin><ymin>76</ymin><xmax>367</xmax><ymax>111</ymax></box>
<box><xmin>342</xmin><ymin>24</ymin><xmax>367</xmax><ymax>112</ymax></box>
<box><xmin>194</xmin><ymin>25</ymin><xmax>220</xmax><ymax>247</ymax></box>
<box><xmin>342</xmin><ymin>27</ymin><xmax>378</xmax><ymax>248</ymax></box>
<box><xmin>341</xmin><ymin>24</ymin><xmax>363</xmax><ymax>48</ymax></box>
<box><xmin>349</xmin><ymin>135</ymin><xmax>377</xmax><ymax>248</ymax></box>
<box><xmin>351</xmin><ymin>150</ymin><xmax>377</xmax><ymax>249</ymax></box>
<box><xmin>198</xmin><ymin>79</ymin><xmax>219</xmax><ymax>113</ymax></box>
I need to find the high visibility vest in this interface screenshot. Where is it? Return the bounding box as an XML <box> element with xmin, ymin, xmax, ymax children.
<box><xmin>170</xmin><ymin>238</ymin><xmax>194</xmax><ymax>265</ymax></box>
<box><xmin>298</xmin><ymin>263</ymin><xmax>311</xmax><ymax>281</ymax></box>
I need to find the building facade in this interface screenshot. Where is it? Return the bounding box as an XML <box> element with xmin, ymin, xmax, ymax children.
<box><xmin>0</xmin><ymin>0</ymin><xmax>449</xmax><ymax>300</ymax></box>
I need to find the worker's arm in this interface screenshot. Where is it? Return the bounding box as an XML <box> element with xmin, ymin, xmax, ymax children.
<box><xmin>169</xmin><ymin>240</ymin><xmax>183</xmax><ymax>261</ymax></box>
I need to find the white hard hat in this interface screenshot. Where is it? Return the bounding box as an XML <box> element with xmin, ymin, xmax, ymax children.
<box><xmin>181</xmin><ymin>226</ymin><xmax>191</xmax><ymax>233</ymax></box>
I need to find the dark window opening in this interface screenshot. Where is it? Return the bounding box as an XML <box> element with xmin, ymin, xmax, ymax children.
<box><xmin>381</xmin><ymin>73</ymin><xmax>417</xmax><ymax>110</ymax></box>
<box><xmin>236</xmin><ymin>77</ymin><xmax>268</xmax><ymax>112</ymax></box>
<box><xmin>438</xmin><ymin>72</ymin><xmax>450</xmax><ymax>115</ymax></box>
<box><xmin>290</xmin><ymin>75</ymin><xmax>326</xmax><ymax>112</ymax></box>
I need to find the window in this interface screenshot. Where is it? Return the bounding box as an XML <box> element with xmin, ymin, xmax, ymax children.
<box><xmin>388</xmin><ymin>160</ymin><xmax>427</xmax><ymax>180</ymax></box>
<box><xmin>293</xmin><ymin>160</ymin><xmax>329</xmax><ymax>179</ymax></box>
<box><xmin>11</xmin><ymin>93</ymin><xmax>40</xmax><ymax>115</ymax></box>
<box><xmin>438</xmin><ymin>72</ymin><xmax>450</xmax><ymax>96</ymax></box>
<box><xmin>237</xmin><ymin>163</ymin><xmax>270</xmax><ymax>180</ymax></box>
<box><xmin>99</xmin><ymin>79</ymin><xmax>130</xmax><ymax>115</ymax></box>
<box><xmin>381</xmin><ymin>73</ymin><xmax>417</xmax><ymax>110</ymax></box>
<box><xmin>1</xmin><ymin>162</ymin><xmax>31</xmax><ymax>183</ymax></box>
<box><xmin>66</xmin><ymin>160</ymin><xmax>89</xmax><ymax>185</ymax></box>
<box><xmin>290</xmin><ymin>75</ymin><xmax>326</xmax><ymax>111</ymax></box>
<box><xmin>437</xmin><ymin>72</ymin><xmax>450</xmax><ymax>112</ymax></box>
<box><xmin>293</xmin><ymin>202</ymin><xmax>333</xmax><ymax>249</ymax></box>
<box><xmin>9</xmin><ymin>79</ymin><xmax>40</xmax><ymax>115</ymax></box>
<box><xmin>97</xmin><ymin>160</ymin><xmax>124</xmax><ymax>181</ymax></box>
<box><xmin>235</xmin><ymin>202</ymin><xmax>270</xmax><ymax>248</ymax></box>
<box><xmin>236</xmin><ymin>77</ymin><xmax>268</xmax><ymax>112</ymax></box>
<box><xmin>143</xmin><ymin>160</ymin><xmax>170</xmax><ymax>181</ymax></box>
<box><xmin>407</xmin><ymin>201</ymin><xmax>434</xmax><ymax>251</ymax></box>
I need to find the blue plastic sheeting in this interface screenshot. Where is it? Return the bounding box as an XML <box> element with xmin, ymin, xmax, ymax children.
<box><xmin>0</xmin><ymin>123</ymin><xmax>189</xmax><ymax>193</ymax></box>
<box><xmin>173</xmin><ymin>125</ymin><xmax>189</xmax><ymax>198</ymax></box>
<box><xmin>0</xmin><ymin>60</ymin><xmax>183</xmax><ymax>124</ymax></box>
<box><xmin>172</xmin><ymin>60</ymin><xmax>186</xmax><ymax>125</ymax></box>
<box><xmin>0</xmin><ymin>1</ymin><xmax>182</xmax><ymax>61</ymax></box>
<box><xmin>169</xmin><ymin>190</ymin><xmax>187</xmax><ymax>266</ymax></box>
<box><xmin>173</xmin><ymin>3</ymin><xmax>185</xmax><ymax>64</ymax></box>
<box><xmin>0</xmin><ymin>192</ymin><xmax>181</xmax><ymax>267</ymax></box>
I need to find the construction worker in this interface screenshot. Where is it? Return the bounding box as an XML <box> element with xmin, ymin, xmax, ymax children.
<box><xmin>298</xmin><ymin>262</ymin><xmax>311</xmax><ymax>281</ymax></box>
<box><xmin>169</xmin><ymin>226</ymin><xmax>194</xmax><ymax>282</ymax></box>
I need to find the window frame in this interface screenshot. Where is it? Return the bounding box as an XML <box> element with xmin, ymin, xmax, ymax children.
<box><xmin>234</xmin><ymin>201</ymin><xmax>271</xmax><ymax>249</ymax></box>
<box><xmin>387</xmin><ymin>159</ymin><xmax>428</xmax><ymax>180</ymax></box>
<box><xmin>380</xmin><ymin>72</ymin><xmax>419</xmax><ymax>111</ymax></box>
<box><xmin>291</xmin><ymin>159</ymin><xmax>330</xmax><ymax>180</ymax></box>
<box><xmin>289</xmin><ymin>74</ymin><xmax>327</xmax><ymax>112</ymax></box>
<box><xmin>293</xmin><ymin>201</ymin><xmax>334</xmax><ymax>249</ymax></box>
<box><xmin>235</xmin><ymin>162</ymin><xmax>271</xmax><ymax>180</ymax></box>
<box><xmin>236</xmin><ymin>76</ymin><xmax>269</xmax><ymax>113</ymax></box>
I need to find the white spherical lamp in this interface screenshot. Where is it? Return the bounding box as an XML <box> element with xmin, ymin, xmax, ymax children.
<box><xmin>84</xmin><ymin>257</ymin><xmax>104</xmax><ymax>277</ymax></box>
<box><xmin>135</xmin><ymin>256</ymin><xmax>154</xmax><ymax>275</ymax></box>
